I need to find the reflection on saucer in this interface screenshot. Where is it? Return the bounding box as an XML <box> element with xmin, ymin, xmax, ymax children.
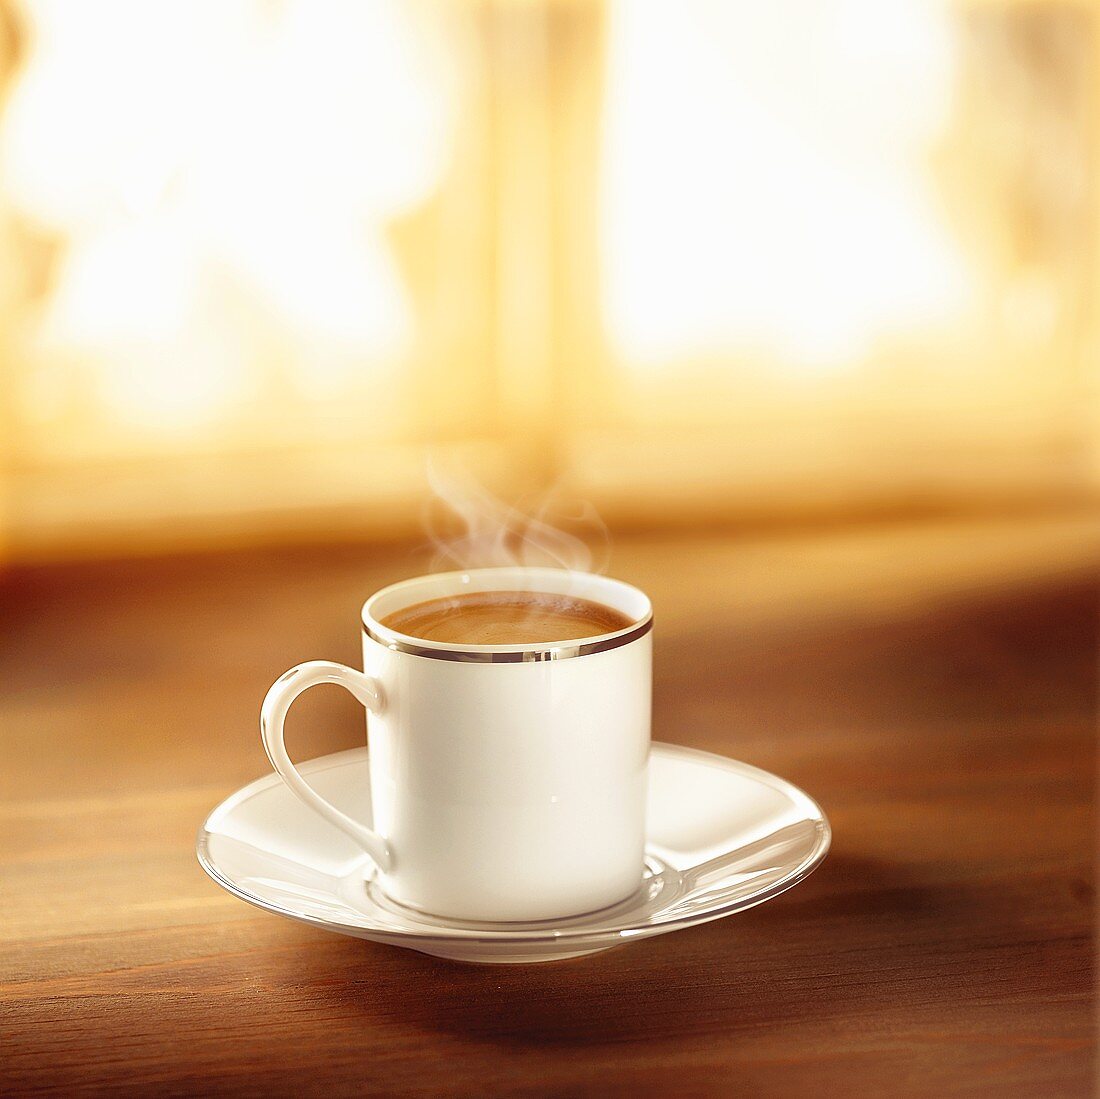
<box><xmin>198</xmin><ymin>743</ymin><xmax>830</xmax><ymax>964</ymax></box>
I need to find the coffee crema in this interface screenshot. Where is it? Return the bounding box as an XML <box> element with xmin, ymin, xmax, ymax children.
<box><xmin>380</xmin><ymin>590</ymin><xmax>635</xmax><ymax>646</ymax></box>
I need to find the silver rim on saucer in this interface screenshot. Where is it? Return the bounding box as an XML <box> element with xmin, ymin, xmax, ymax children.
<box><xmin>196</xmin><ymin>742</ymin><xmax>831</xmax><ymax>950</ymax></box>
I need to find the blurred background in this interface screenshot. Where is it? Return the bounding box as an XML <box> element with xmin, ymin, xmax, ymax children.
<box><xmin>0</xmin><ymin>0</ymin><xmax>1095</xmax><ymax>560</ymax></box>
<box><xmin>1</xmin><ymin>9</ymin><xmax>1096</xmax><ymax>1089</ymax></box>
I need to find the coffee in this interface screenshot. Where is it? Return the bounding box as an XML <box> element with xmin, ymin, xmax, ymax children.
<box><xmin>381</xmin><ymin>590</ymin><xmax>635</xmax><ymax>645</ymax></box>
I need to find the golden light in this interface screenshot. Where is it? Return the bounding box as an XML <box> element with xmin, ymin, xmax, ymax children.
<box><xmin>600</xmin><ymin>0</ymin><xmax>974</xmax><ymax>372</ymax></box>
<box><xmin>3</xmin><ymin>0</ymin><xmax>454</xmax><ymax>437</ymax></box>
<box><xmin>0</xmin><ymin>0</ymin><xmax>1092</xmax><ymax>558</ymax></box>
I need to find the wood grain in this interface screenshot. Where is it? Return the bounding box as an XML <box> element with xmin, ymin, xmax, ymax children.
<box><xmin>1</xmin><ymin>516</ymin><xmax>1096</xmax><ymax>1097</ymax></box>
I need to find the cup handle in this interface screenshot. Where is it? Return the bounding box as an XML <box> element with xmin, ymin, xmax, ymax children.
<box><xmin>260</xmin><ymin>660</ymin><xmax>392</xmax><ymax>873</ymax></box>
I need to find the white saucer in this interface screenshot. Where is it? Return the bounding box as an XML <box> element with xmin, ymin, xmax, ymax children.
<box><xmin>197</xmin><ymin>743</ymin><xmax>830</xmax><ymax>964</ymax></box>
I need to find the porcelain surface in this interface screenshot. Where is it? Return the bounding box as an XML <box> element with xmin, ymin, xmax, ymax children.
<box><xmin>262</xmin><ymin>568</ymin><xmax>652</xmax><ymax>921</ymax></box>
<box><xmin>197</xmin><ymin>742</ymin><xmax>830</xmax><ymax>963</ymax></box>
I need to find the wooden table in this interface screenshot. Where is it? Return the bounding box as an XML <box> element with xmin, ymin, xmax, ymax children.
<box><xmin>2</xmin><ymin>515</ymin><xmax>1096</xmax><ymax>1096</ymax></box>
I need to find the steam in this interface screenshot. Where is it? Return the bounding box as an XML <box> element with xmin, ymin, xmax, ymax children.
<box><xmin>424</xmin><ymin>463</ymin><xmax>610</xmax><ymax>575</ymax></box>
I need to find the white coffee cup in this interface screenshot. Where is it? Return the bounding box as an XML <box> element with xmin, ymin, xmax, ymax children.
<box><xmin>260</xmin><ymin>567</ymin><xmax>652</xmax><ymax>922</ymax></box>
